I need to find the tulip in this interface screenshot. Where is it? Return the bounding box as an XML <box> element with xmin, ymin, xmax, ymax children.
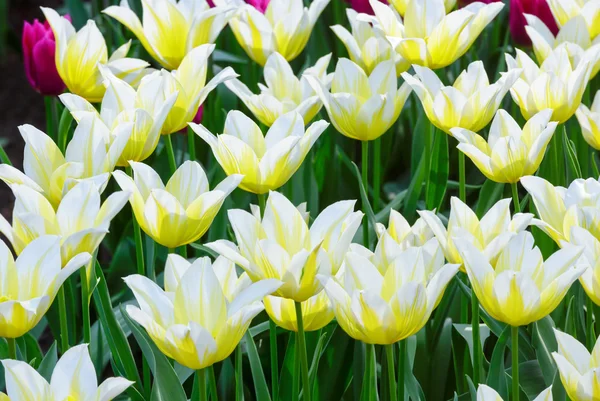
<box><xmin>0</xmin><ymin>181</ymin><xmax>128</xmax><ymax>264</ymax></box>
<box><xmin>506</xmin><ymin>46</ymin><xmax>593</xmax><ymax>123</ymax></box>
<box><xmin>455</xmin><ymin>231</ymin><xmax>584</xmax><ymax>327</ymax></box>
<box><xmin>113</xmin><ymin>161</ymin><xmax>242</xmax><ymax>248</ymax></box>
<box><xmin>264</xmin><ymin>291</ymin><xmax>334</xmax><ymax>332</ymax></box>
<box><xmin>331</xmin><ymin>9</ymin><xmax>410</xmax><ymax>76</ymax></box>
<box><xmin>22</xmin><ymin>17</ymin><xmax>66</xmax><ymax>95</ymax></box>
<box><xmin>576</xmin><ymin>89</ymin><xmax>600</xmax><ymax>150</ymax></box>
<box><xmin>547</xmin><ymin>0</ymin><xmax>600</xmax><ymax>40</ymax></box>
<box><xmin>60</xmin><ymin>68</ymin><xmax>178</xmax><ymax>166</ymax></box>
<box><xmin>552</xmin><ymin>329</ymin><xmax>600</xmax><ymax>401</ymax></box>
<box><xmin>191</xmin><ymin>111</ymin><xmax>328</xmax><ymax>194</ymax></box>
<box><xmin>0</xmin><ymin>118</ymin><xmax>130</xmax><ymax>208</ymax></box>
<box><xmin>418</xmin><ymin>197</ymin><xmax>533</xmax><ymax>266</ymax></box>
<box><xmin>103</xmin><ymin>0</ymin><xmax>235</xmax><ymax>70</ymax></box>
<box><xmin>476</xmin><ymin>384</ymin><xmax>553</xmax><ymax>401</ymax></box>
<box><xmin>319</xmin><ymin>239</ymin><xmax>459</xmax><ymax>344</ymax></box>
<box><xmin>370</xmin><ymin>0</ymin><xmax>503</xmax><ymax>69</ymax></box>
<box><xmin>349</xmin><ymin>0</ymin><xmax>387</xmax><ymax>15</ymax></box>
<box><xmin>390</xmin><ymin>0</ymin><xmax>456</xmax><ymax>16</ymax></box>
<box><xmin>206</xmin><ymin>191</ymin><xmax>363</xmax><ymax>302</ymax></box>
<box><xmin>451</xmin><ymin>109</ymin><xmax>558</xmax><ymax>183</ymax></box>
<box><xmin>41</xmin><ymin>7</ymin><xmax>149</xmax><ymax>103</ymax></box>
<box><xmin>569</xmin><ymin>226</ymin><xmax>600</xmax><ymax>306</ymax></box>
<box><xmin>247</xmin><ymin>0</ymin><xmax>270</xmax><ymax>12</ymax></box>
<box><xmin>224</xmin><ymin>52</ymin><xmax>332</xmax><ymax>126</ymax></box>
<box><xmin>136</xmin><ymin>44</ymin><xmax>237</xmax><ymax>135</ymax></box>
<box><xmin>124</xmin><ymin>255</ymin><xmax>282</xmax><ymax>370</ymax></box>
<box><xmin>225</xmin><ymin>0</ymin><xmax>331</xmax><ymax>65</ymax></box>
<box><xmin>401</xmin><ymin>61</ymin><xmax>521</xmax><ymax>135</ymax></box>
<box><xmin>307</xmin><ymin>59</ymin><xmax>411</xmax><ymax>141</ymax></box>
<box><xmin>511</xmin><ymin>0</ymin><xmax>559</xmax><ymax>46</ymax></box>
<box><xmin>520</xmin><ymin>175</ymin><xmax>600</xmax><ymax>245</ymax></box>
<box><xmin>0</xmin><ymin>236</ymin><xmax>90</xmax><ymax>338</ymax></box>
<box><xmin>1</xmin><ymin>344</ymin><xmax>132</xmax><ymax>400</ymax></box>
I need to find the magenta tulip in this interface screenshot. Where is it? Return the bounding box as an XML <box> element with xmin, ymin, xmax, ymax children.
<box><xmin>193</xmin><ymin>105</ymin><xmax>204</xmax><ymax>125</ymax></box>
<box><xmin>509</xmin><ymin>0</ymin><xmax>558</xmax><ymax>46</ymax></box>
<box><xmin>22</xmin><ymin>17</ymin><xmax>67</xmax><ymax>96</ymax></box>
<box><xmin>348</xmin><ymin>0</ymin><xmax>386</xmax><ymax>14</ymax></box>
<box><xmin>247</xmin><ymin>0</ymin><xmax>270</xmax><ymax>13</ymax></box>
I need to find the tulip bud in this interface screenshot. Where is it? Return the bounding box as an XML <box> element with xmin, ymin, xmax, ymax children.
<box><xmin>510</xmin><ymin>0</ymin><xmax>558</xmax><ymax>46</ymax></box>
<box><xmin>22</xmin><ymin>16</ymin><xmax>68</xmax><ymax>96</ymax></box>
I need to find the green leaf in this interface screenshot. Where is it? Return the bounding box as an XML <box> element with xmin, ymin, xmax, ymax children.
<box><xmin>562</xmin><ymin>128</ymin><xmax>583</xmax><ymax>179</ymax></box>
<box><xmin>352</xmin><ymin>161</ymin><xmax>377</xmax><ymax>235</ymax></box>
<box><xmin>403</xmin><ymin>147</ymin><xmax>428</xmax><ymax>220</ymax></box>
<box><xmin>475</xmin><ymin>180</ymin><xmax>505</xmax><ymax>218</ymax></box>
<box><xmin>453</xmin><ymin>323</ymin><xmax>491</xmax><ymax>369</ymax></box>
<box><xmin>533</xmin><ymin>317</ymin><xmax>558</xmax><ymax>386</ymax></box>
<box><xmin>426</xmin><ymin>132</ymin><xmax>449</xmax><ymax>211</ymax></box>
<box><xmin>65</xmin><ymin>0</ymin><xmax>89</xmax><ymax>29</ymax></box>
<box><xmin>122</xmin><ymin>306</ymin><xmax>188</xmax><ymax>401</ymax></box>
<box><xmin>37</xmin><ymin>342</ymin><xmax>58</xmax><ymax>382</ymax></box>
<box><xmin>243</xmin><ymin>331</ymin><xmax>272</xmax><ymax>401</ymax></box>
<box><xmin>487</xmin><ymin>325</ymin><xmax>510</xmax><ymax>400</ymax></box>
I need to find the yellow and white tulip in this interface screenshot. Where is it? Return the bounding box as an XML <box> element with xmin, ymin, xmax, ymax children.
<box><xmin>371</xmin><ymin>0</ymin><xmax>503</xmax><ymax>69</ymax></box>
<box><xmin>224</xmin><ymin>52</ymin><xmax>331</xmax><ymax>126</ymax></box>
<box><xmin>476</xmin><ymin>384</ymin><xmax>553</xmax><ymax>401</ymax></box>
<box><xmin>60</xmin><ymin>69</ymin><xmax>178</xmax><ymax>166</ymax></box>
<box><xmin>553</xmin><ymin>329</ymin><xmax>600</xmax><ymax>401</ymax></box>
<box><xmin>42</xmin><ymin>7</ymin><xmax>148</xmax><ymax>103</ymax></box>
<box><xmin>113</xmin><ymin>161</ymin><xmax>242</xmax><ymax>248</ymax></box>
<box><xmin>136</xmin><ymin>44</ymin><xmax>237</xmax><ymax>135</ymax></box>
<box><xmin>387</xmin><ymin>0</ymin><xmax>456</xmax><ymax>17</ymax></box>
<box><xmin>307</xmin><ymin>58</ymin><xmax>411</xmax><ymax>141</ymax></box>
<box><xmin>569</xmin><ymin>226</ymin><xmax>600</xmax><ymax>305</ymax></box>
<box><xmin>331</xmin><ymin>8</ymin><xmax>409</xmax><ymax>76</ymax></box>
<box><xmin>452</xmin><ymin>109</ymin><xmax>558</xmax><ymax>183</ymax></box>
<box><xmin>455</xmin><ymin>231</ymin><xmax>585</xmax><ymax>327</ymax></box>
<box><xmin>576</xmin><ymin>89</ymin><xmax>600</xmax><ymax>150</ymax></box>
<box><xmin>206</xmin><ymin>191</ymin><xmax>363</xmax><ymax>302</ymax></box>
<box><xmin>124</xmin><ymin>255</ymin><xmax>282</xmax><ymax>370</ymax></box>
<box><xmin>418</xmin><ymin>197</ymin><xmax>533</xmax><ymax>266</ymax></box>
<box><xmin>224</xmin><ymin>0</ymin><xmax>331</xmax><ymax>65</ymax></box>
<box><xmin>0</xmin><ymin>236</ymin><xmax>90</xmax><ymax>338</ymax></box>
<box><xmin>191</xmin><ymin>110</ymin><xmax>328</xmax><ymax>194</ymax></box>
<box><xmin>319</xmin><ymin>239</ymin><xmax>459</xmax><ymax>344</ymax></box>
<box><xmin>1</xmin><ymin>344</ymin><xmax>132</xmax><ymax>400</ymax></box>
<box><xmin>401</xmin><ymin>61</ymin><xmax>520</xmax><ymax>134</ymax></box>
<box><xmin>0</xmin><ymin>181</ymin><xmax>128</xmax><ymax>263</ymax></box>
<box><xmin>264</xmin><ymin>291</ymin><xmax>334</xmax><ymax>332</ymax></box>
<box><xmin>0</xmin><ymin>116</ymin><xmax>130</xmax><ymax>208</ymax></box>
<box><xmin>547</xmin><ymin>0</ymin><xmax>600</xmax><ymax>40</ymax></box>
<box><xmin>104</xmin><ymin>0</ymin><xmax>235</xmax><ymax>70</ymax></box>
<box><xmin>520</xmin><ymin>175</ymin><xmax>600</xmax><ymax>245</ymax></box>
<box><xmin>506</xmin><ymin>46</ymin><xmax>593</xmax><ymax>123</ymax></box>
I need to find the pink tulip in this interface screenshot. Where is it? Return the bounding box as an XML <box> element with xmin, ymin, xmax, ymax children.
<box><xmin>509</xmin><ymin>0</ymin><xmax>558</xmax><ymax>46</ymax></box>
<box><xmin>22</xmin><ymin>17</ymin><xmax>67</xmax><ymax>96</ymax></box>
<box><xmin>247</xmin><ymin>0</ymin><xmax>270</xmax><ymax>13</ymax></box>
<box><xmin>349</xmin><ymin>0</ymin><xmax>386</xmax><ymax>15</ymax></box>
<box><xmin>193</xmin><ymin>105</ymin><xmax>204</xmax><ymax>125</ymax></box>
<box><xmin>459</xmin><ymin>0</ymin><xmax>500</xmax><ymax>6</ymax></box>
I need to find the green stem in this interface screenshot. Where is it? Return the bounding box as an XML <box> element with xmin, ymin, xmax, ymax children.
<box><xmin>179</xmin><ymin>245</ymin><xmax>188</xmax><ymax>258</ymax></box>
<box><xmin>270</xmin><ymin>319</ymin><xmax>279</xmax><ymax>401</ymax></box>
<box><xmin>127</xmin><ymin>167</ymin><xmax>146</xmax><ymax>277</ymax></box>
<box><xmin>471</xmin><ymin>291</ymin><xmax>481</xmax><ymax>384</ymax></box>
<box><xmin>57</xmin><ymin>105</ymin><xmax>73</xmax><ymax>154</ymax></box>
<box><xmin>197</xmin><ymin>369</ymin><xmax>208</xmax><ymax>401</ymax></box>
<box><xmin>294</xmin><ymin>302</ymin><xmax>311</xmax><ymax>401</ymax></box>
<box><xmin>0</xmin><ymin>143</ymin><xmax>11</xmax><ymax>165</ymax></box>
<box><xmin>58</xmin><ymin>287</ymin><xmax>69</xmax><ymax>352</ymax></box>
<box><xmin>587</xmin><ymin>296</ymin><xmax>595</xmax><ymax>351</ymax></box>
<box><xmin>80</xmin><ymin>260</ymin><xmax>91</xmax><ymax>344</ymax></box>
<box><xmin>44</xmin><ymin>96</ymin><xmax>58</xmax><ymax>142</ymax></box>
<box><xmin>235</xmin><ymin>345</ymin><xmax>243</xmax><ymax>401</ymax></box>
<box><xmin>363</xmin><ymin>343</ymin><xmax>377</xmax><ymax>401</ymax></box>
<box><xmin>188</xmin><ymin>126</ymin><xmax>196</xmax><ymax>161</ymax></box>
<box><xmin>512</xmin><ymin>326</ymin><xmax>520</xmax><ymax>401</ymax></box>
<box><xmin>6</xmin><ymin>337</ymin><xmax>16</xmax><ymax>359</ymax></box>
<box><xmin>258</xmin><ymin>193</ymin><xmax>267</xmax><ymax>217</ymax></box>
<box><xmin>164</xmin><ymin>134</ymin><xmax>177</xmax><ymax>174</ymax></box>
<box><xmin>209</xmin><ymin>365</ymin><xmax>218</xmax><ymax>400</ymax></box>
<box><xmin>362</xmin><ymin>141</ymin><xmax>369</xmax><ymax>248</ymax></box>
<box><xmin>292</xmin><ymin>339</ymin><xmax>299</xmax><ymax>401</ymax></box>
<box><xmin>424</xmin><ymin>122</ymin><xmax>433</xmax><ymax>200</ymax></box>
<box><xmin>397</xmin><ymin>340</ymin><xmax>405</xmax><ymax>401</ymax></box>
<box><xmin>386</xmin><ymin>344</ymin><xmax>397</xmax><ymax>401</ymax></box>
<box><xmin>459</xmin><ymin>151</ymin><xmax>466</xmax><ymax>202</ymax></box>
<box><xmin>511</xmin><ymin>182</ymin><xmax>521</xmax><ymax>213</ymax></box>
<box><xmin>373</xmin><ymin>138</ymin><xmax>381</xmax><ymax>211</ymax></box>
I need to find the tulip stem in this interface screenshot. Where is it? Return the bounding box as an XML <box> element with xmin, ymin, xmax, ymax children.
<box><xmin>6</xmin><ymin>337</ymin><xmax>16</xmax><ymax>359</ymax></box>
<box><xmin>587</xmin><ymin>296</ymin><xmax>595</xmax><ymax>350</ymax></box>
<box><xmin>270</xmin><ymin>319</ymin><xmax>279</xmax><ymax>401</ymax></box>
<box><xmin>0</xmin><ymin>142</ymin><xmax>11</xmax><ymax>165</ymax></box>
<box><xmin>235</xmin><ymin>345</ymin><xmax>243</xmax><ymax>401</ymax></box>
<box><xmin>197</xmin><ymin>369</ymin><xmax>207</xmax><ymax>401</ymax></box>
<box><xmin>361</xmin><ymin>141</ymin><xmax>369</xmax><ymax>248</ymax></box>
<box><xmin>209</xmin><ymin>366</ymin><xmax>218</xmax><ymax>400</ymax></box>
<box><xmin>511</xmin><ymin>326</ymin><xmax>520</xmax><ymax>401</ymax></box>
<box><xmin>373</xmin><ymin>138</ymin><xmax>381</xmax><ymax>211</ymax></box>
<box><xmin>127</xmin><ymin>167</ymin><xmax>146</xmax><ymax>277</ymax></box>
<box><xmin>44</xmin><ymin>96</ymin><xmax>58</xmax><ymax>142</ymax></box>
<box><xmin>188</xmin><ymin>126</ymin><xmax>196</xmax><ymax>161</ymax></box>
<box><xmin>294</xmin><ymin>301</ymin><xmax>311</xmax><ymax>401</ymax></box>
<box><xmin>511</xmin><ymin>182</ymin><xmax>521</xmax><ymax>213</ymax></box>
<box><xmin>458</xmin><ymin>151</ymin><xmax>466</xmax><ymax>202</ymax></box>
<box><xmin>471</xmin><ymin>291</ymin><xmax>481</xmax><ymax>384</ymax></box>
<box><xmin>165</xmin><ymin>134</ymin><xmax>177</xmax><ymax>174</ymax></box>
<box><xmin>363</xmin><ymin>343</ymin><xmax>377</xmax><ymax>401</ymax></box>
<box><xmin>80</xmin><ymin>261</ymin><xmax>91</xmax><ymax>344</ymax></box>
<box><xmin>397</xmin><ymin>340</ymin><xmax>405</xmax><ymax>401</ymax></box>
<box><xmin>58</xmin><ymin>287</ymin><xmax>69</xmax><ymax>352</ymax></box>
<box><xmin>258</xmin><ymin>193</ymin><xmax>267</xmax><ymax>217</ymax></box>
<box><xmin>57</xmin><ymin>105</ymin><xmax>73</xmax><ymax>154</ymax></box>
<box><xmin>385</xmin><ymin>344</ymin><xmax>397</xmax><ymax>401</ymax></box>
